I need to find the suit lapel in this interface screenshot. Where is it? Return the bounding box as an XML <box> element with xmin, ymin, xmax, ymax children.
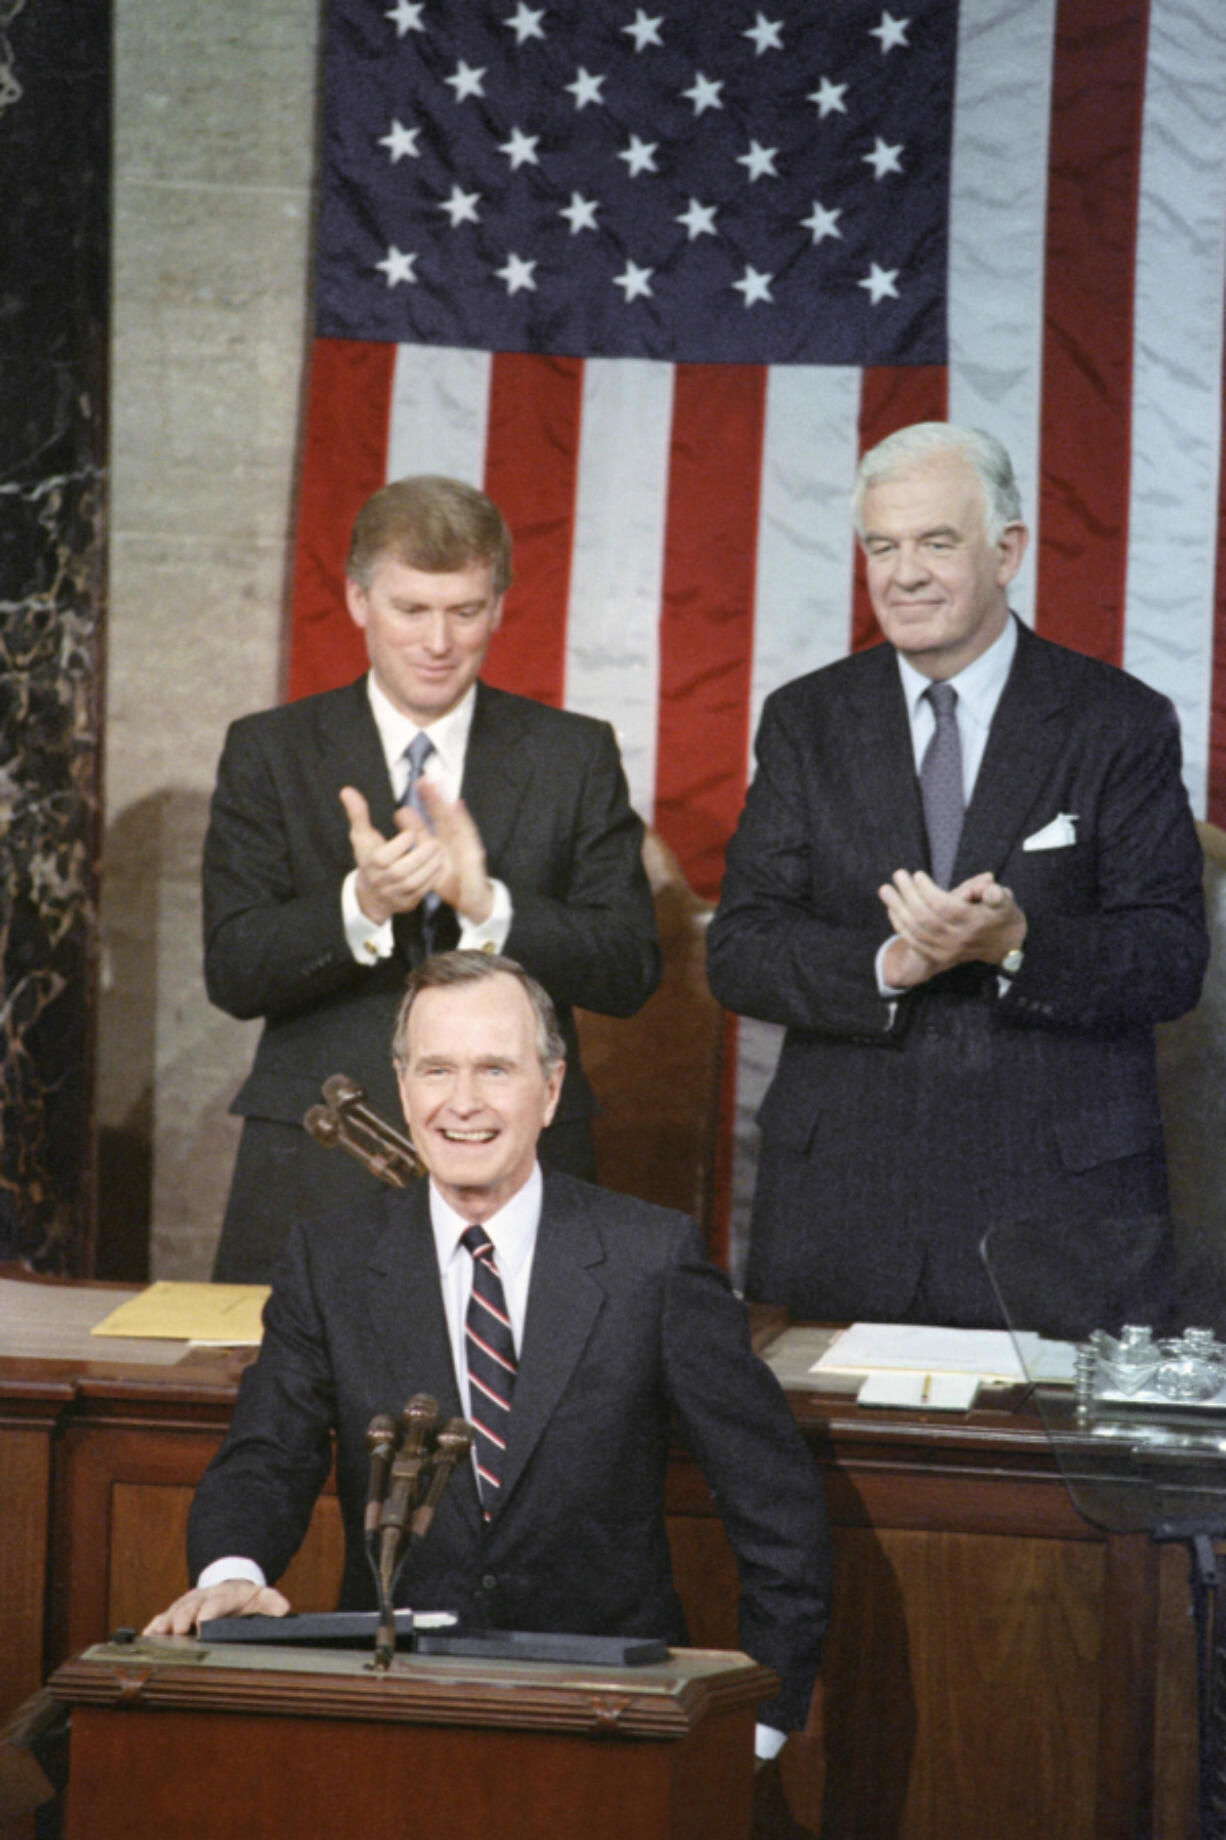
<box><xmin>314</xmin><ymin>678</ymin><xmax>398</xmax><ymax>835</ymax></box>
<box><xmin>459</xmin><ymin>683</ymin><xmax>534</xmax><ymax>866</ymax></box>
<box><xmin>953</xmin><ymin>621</ymin><xmax>1075</xmax><ymax>880</ymax></box>
<box><xmin>365</xmin><ymin>1185</ymin><xmax>482</xmax><ymax>1529</ymax></box>
<box><xmin>843</xmin><ymin>644</ymin><xmax>930</xmax><ymax>876</ymax></box>
<box><xmin>495</xmin><ymin>1177</ymin><xmax>607</xmax><ymax>1515</ymax></box>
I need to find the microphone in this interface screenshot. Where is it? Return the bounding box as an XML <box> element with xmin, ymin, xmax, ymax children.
<box><xmin>378</xmin><ymin>1394</ymin><xmax>440</xmax><ymax>1554</ymax></box>
<box><xmin>373</xmin><ymin>1394</ymin><xmax>439</xmax><ymax>1669</ymax></box>
<box><xmin>409</xmin><ymin>1419</ymin><xmax>475</xmax><ymax>1542</ymax></box>
<box><xmin>363</xmin><ymin>1413</ymin><xmax>401</xmax><ymax>1537</ymax></box>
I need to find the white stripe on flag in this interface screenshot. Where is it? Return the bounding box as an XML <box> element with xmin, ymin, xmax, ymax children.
<box><xmin>946</xmin><ymin>0</ymin><xmax>1056</xmax><ymax>627</ymax></box>
<box><xmin>387</xmin><ymin>344</ymin><xmax>491</xmax><ymax>487</ymax></box>
<box><xmin>749</xmin><ymin>366</ymin><xmax>862</xmax><ymax>752</ymax></box>
<box><xmin>729</xmin><ymin>366</ymin><xmax>863</xmax><ymax>1278</ymax></box>
<box><xmin>1121</xmin><ymin>0</ymin><xmax>1226</xmax><ymax>816</ymax></box>
<box><xmin>564</xmin><ymin>358</ymin><xmax>674</xmax><ymax>824</ymax></box>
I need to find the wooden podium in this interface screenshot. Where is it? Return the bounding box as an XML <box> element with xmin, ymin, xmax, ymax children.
<box><xmin>49</xmin><ymin>1638</ymin><xmax>777</xmax><ymax>1840</ymax></box>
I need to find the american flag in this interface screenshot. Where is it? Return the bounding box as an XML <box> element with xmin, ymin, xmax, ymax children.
<box><xmin>289</xmin><ymin>0</ymin><xmax>1226</xmax><ymax>1269</ymax></box>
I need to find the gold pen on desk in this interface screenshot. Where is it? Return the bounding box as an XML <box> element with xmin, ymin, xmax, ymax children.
<box><xmin>920</xmin><ymin>1373</ymin><xmax>931</xmax><ymax>1405</ymax></box>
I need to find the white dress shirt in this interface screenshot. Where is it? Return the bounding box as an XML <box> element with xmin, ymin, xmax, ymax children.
<box><xmin>429</xmin><ymin>1164</ymin><xmax>540</xmax><ymax>1414</ymax></box>
<box><xmin>895</xmin><ymin>612</ymin><xmax>1017</xmax><ymax>797</ymax></box>
<box><xmin>341</xmin><ymin>674</ymin><xmax>512</xmax><ymax>962</ymax></box>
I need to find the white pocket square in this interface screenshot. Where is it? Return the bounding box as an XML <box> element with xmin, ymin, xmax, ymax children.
<box><xmin>1023</xmin><ymin>812</ymin><xmax>1078</xmax><ymax>851</ymax></box>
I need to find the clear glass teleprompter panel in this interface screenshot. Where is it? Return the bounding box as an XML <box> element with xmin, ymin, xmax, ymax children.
<box><xmin>981</xmin><ymin>1214</ymin><xmax>1226</xmax><ymax>1537</ymax></box>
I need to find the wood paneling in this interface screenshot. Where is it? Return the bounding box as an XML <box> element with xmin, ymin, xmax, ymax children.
<box><xmin>0</xmin><ymin>1336</ymin><xmax>1202</xmax><ymax>1839</ymax></box>
<box><xmin>107</xmin><ymin>1483</ymin><xmax>346</xmax><ymax>1631</ymax></box>
<box><xmin>784</xmin><ymin>1528</ymin><xmax>1105</xmax><ymax>1839</ymax></box>
<box><xmin>0</xmin><ymin>1430</ymin><xmax>54</xmax><ymax>1723</ymax></box>
<box><xmin>55</xmin><ymin>1651</ymin><xmax>770</xmax><ymax>1840</ymax></box>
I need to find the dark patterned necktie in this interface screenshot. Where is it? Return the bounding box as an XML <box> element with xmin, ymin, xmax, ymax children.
<box><xmin>920</xmin><ymin>682</ymin><xmax>964</xmax><ymax>888</ymax></box>
<box><xmin>460</xmin><ymin>1225</ymin><xmax>517</xmax><ymax>1521</ymax></box>
<box><xmin>399</xmin><ymin>731</ymin><xmax>441</xmax><ymax>949</ymax></box>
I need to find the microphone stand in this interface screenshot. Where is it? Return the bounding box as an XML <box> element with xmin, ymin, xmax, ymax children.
<box><xmin>362</xmin><ymin>1401</ymin><xmax>475</xmax><ymax>1670</ymax></box>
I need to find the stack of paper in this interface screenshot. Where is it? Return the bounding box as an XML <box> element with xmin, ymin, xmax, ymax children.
<box><xmin>814</xmin><ymin>1322</ymin><xmax>1075</xmax><ymax>1411</ymax></box>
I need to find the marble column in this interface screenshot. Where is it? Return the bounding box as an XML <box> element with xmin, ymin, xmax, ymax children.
<box><xmin>0</xmin><ymin>0</ymin><xmax>110</xmax><ymax>1270</ymax></box>
<box><xmin>100</xmin><ymin>0</ymin><xmax>318</xmax><ymax>1279</ymax></box>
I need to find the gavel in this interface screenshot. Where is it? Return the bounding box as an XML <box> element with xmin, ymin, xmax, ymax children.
<box><xmin>304</xmin><ymin>1073</ymin><xmax>422</xmax><ymax>1187</ymax></box>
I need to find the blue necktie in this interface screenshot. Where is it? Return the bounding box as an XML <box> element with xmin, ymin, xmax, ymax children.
<box><xmin>400</xmin><ymin>731</ymin><xmax>435</xmax><ymax>817</ymax></box>
<box><xmin>400</xmin><ymin>733</ymin><xmax>441</xmax><ymax>950</ymax></box>
<box><xmin>461</xmin><ymin>1224</ymin><xmax>517</xmax><ymax>1521</ymax></box>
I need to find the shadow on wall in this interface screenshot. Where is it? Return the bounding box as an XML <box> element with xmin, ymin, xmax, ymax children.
<box><xmin>95</xmin><ymin>788</ymin><xmax>253</xmax><ymax>1282</ymax></box>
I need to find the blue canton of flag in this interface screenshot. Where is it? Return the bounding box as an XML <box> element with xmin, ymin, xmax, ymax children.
<box><xmin>317</xmin><ymin>0</ymin><xmax>957</xmax><ymax>364</ymax></box>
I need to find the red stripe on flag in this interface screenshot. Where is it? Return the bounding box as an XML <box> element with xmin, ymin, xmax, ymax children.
<box><xmin>1035</xmin><ymin>0</ymin><xmax>1149</xmax><ymax>666</ymax></box>
<box><xmin>850</xmin><ymin>365</ymin><xmax>949</xmax><ymax>653</ymax></box>
<box><xmin>482</xmin><ymin>352</ymin><xmax>583</xmax><ymax>710</ymax></box>
<box><xmin>288</xmin><ymin>338</ymin><xmax>396</xmax><ymax>701</ymax></box>
<box><xmin>654</xmin><ymin>364</ymin><xmax>767</xmax><ymax>902</ymax></box>
<box><xmin>1211</xmin><ymin>298</ymin><xmax>1226</xmax><ymax>827</ymax></box>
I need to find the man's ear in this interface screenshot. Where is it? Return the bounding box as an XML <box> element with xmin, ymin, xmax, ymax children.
<box><xmin>395</xmin><ymin>1061</ymin><xmax>416</xmax><ymax>1133</ymax></box>
<box><xmin>345</xmin><ymin>577</ymin><xmax>369</xmax><ymax>630</ymax></box>
<box><xmin>541</xmin><ymin>1058</ymin><xmax>565</xmax><ymax>1129</ymax></box>
<box><xmin>489</xmin><ymin>592</ymin><xmax>505</xmax><ymax>634</ymax></box>
<box><xmin>996</xmin><ymin>522</ymin><xmax>1029</xmax><ymax>587</ymax></box>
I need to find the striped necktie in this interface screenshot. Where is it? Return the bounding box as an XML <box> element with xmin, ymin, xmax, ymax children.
<box><xmin>460</xmin><ymin>1224</ymin><xmax>517</xmax><ymax>1521</ymax></box>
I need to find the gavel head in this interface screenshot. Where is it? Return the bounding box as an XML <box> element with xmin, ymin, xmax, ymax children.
<box><xmin>323</xmin><ymin>1072</ymin><xmax>365</xmax><ymax>1110</ymax></box>
<box><xmin>303</xmin><ymin>1105</ymin><xmax>341</xmax><ymax>1147</ymax></box>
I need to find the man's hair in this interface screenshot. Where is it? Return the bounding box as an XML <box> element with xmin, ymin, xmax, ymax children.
<box><xmin>347</xmin><ymin>476</ymin><xmax>514</xmax><ymax>596</ymax></box>
<box><xmin>853</xmin><ymin>423</ymin><xmax>1024</xmax><ymax>546</ymax></box>
<box><xmin>392</xmin><ymin>951</ymin><xmax>566</xmax><ymax>1075</ymax></box>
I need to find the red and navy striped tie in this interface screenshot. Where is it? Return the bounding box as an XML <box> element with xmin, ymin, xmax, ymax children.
<box><xmin>461</xmin><ymin>1225</ymin><xmax>516</xmax><ymax>1521</ymax></box>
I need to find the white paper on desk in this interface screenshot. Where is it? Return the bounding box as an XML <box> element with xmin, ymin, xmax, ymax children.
<box><xmin>813</xmin><ymin>1323</ymin><xmax>1026</xmax><ymax>1381</ymax></box>
<box><xmin>857</xmin><ymin>1371</ymin><xmax>980</xmax><ymax>1411</ymax></box>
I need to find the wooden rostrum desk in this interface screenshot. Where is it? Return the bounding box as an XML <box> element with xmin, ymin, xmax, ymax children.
<box><xmin>0</xmin><ymin>1286</ymin><xmax>1200</xmax><ymax>1840</ymax></box>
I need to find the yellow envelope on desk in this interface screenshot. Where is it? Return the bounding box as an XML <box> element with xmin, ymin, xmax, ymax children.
<box><xmin>90</xmin><ymin>1281</ymin><xmax>270</xmax><ymax>1345</ymax></box>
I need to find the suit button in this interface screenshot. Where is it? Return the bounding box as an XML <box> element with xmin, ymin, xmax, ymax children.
<box><xmin>481</xmin><ymin>1574</ymin><xmax>498</xmax><ymax>1591</ymax></box>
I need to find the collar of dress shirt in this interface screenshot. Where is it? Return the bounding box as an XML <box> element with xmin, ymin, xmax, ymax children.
<box><xmin>429</xmin><ymin>1160</ymin><xmax>543</xmax><ymax>1315</ymax></box>
<box><xmin>366</xmin><ymin>672</ymin><xmax>478</xmax><ymax>799</ymax></box>
<box><xmin>895</xmin><ymin>611</ymin><xmax>1017</xmax><ymax>744</ymax></box>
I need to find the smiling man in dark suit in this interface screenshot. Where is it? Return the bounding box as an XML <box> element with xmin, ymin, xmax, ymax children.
<box><xmin>148</xmin><ymin>953</ymin><xmax>829</xmax><ymax>1759</ymax></box>
<box><xmin>707</xmin><ymin>423</ymin><xmax>1208</xmax><ymax>1328</ymax></box>
<box><xmin>207</xmin><ymin>477</ymin><xmax>660</xmax><ymax>1281</ymax></box>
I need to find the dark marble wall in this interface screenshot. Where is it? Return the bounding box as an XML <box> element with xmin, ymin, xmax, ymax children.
<box><xmin>0</xmin><ymin>1</ymin><xmax>110</xmax><ymax>1270</ymax></box>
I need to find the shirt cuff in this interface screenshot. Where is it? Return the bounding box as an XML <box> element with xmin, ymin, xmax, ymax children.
<box><xmin>196</xmin><ymin>1557</ymin><xmax>267</xmax><ymax>1591</ymax></box>
<box><xmin>343</xmin><ymin>868</ymin><xmax>394</xmax><ymax>963</ymax></box>
<box><xmin>754</xmin><ymin>1723</ymin><xmax>788</xmax><ymax>1761</ymax></box>
<box><xmin>875</xmin><ymin>935</ymin><xmax>907</xmax><ymax>997</ymax></box>
<box><xmin>457</xmin><ymin>878</ymin><xmax>512</xmax><ymax>953</ymax></box>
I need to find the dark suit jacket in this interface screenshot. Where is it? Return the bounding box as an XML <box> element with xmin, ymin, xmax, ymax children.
<box><xmin>203</xmin><ymin>678</ymin><xmax>661</xmax><ymax>1272</ymax></box>
<box><xmin>706</xmin><ymin>621</ymin><xmax>1209</xmax><ymax>1326</ymax></box>
<box><xmin>187</xmin><ymin>1173</ymin><xmax>830</xmax><ymax>1731</ymax></box>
